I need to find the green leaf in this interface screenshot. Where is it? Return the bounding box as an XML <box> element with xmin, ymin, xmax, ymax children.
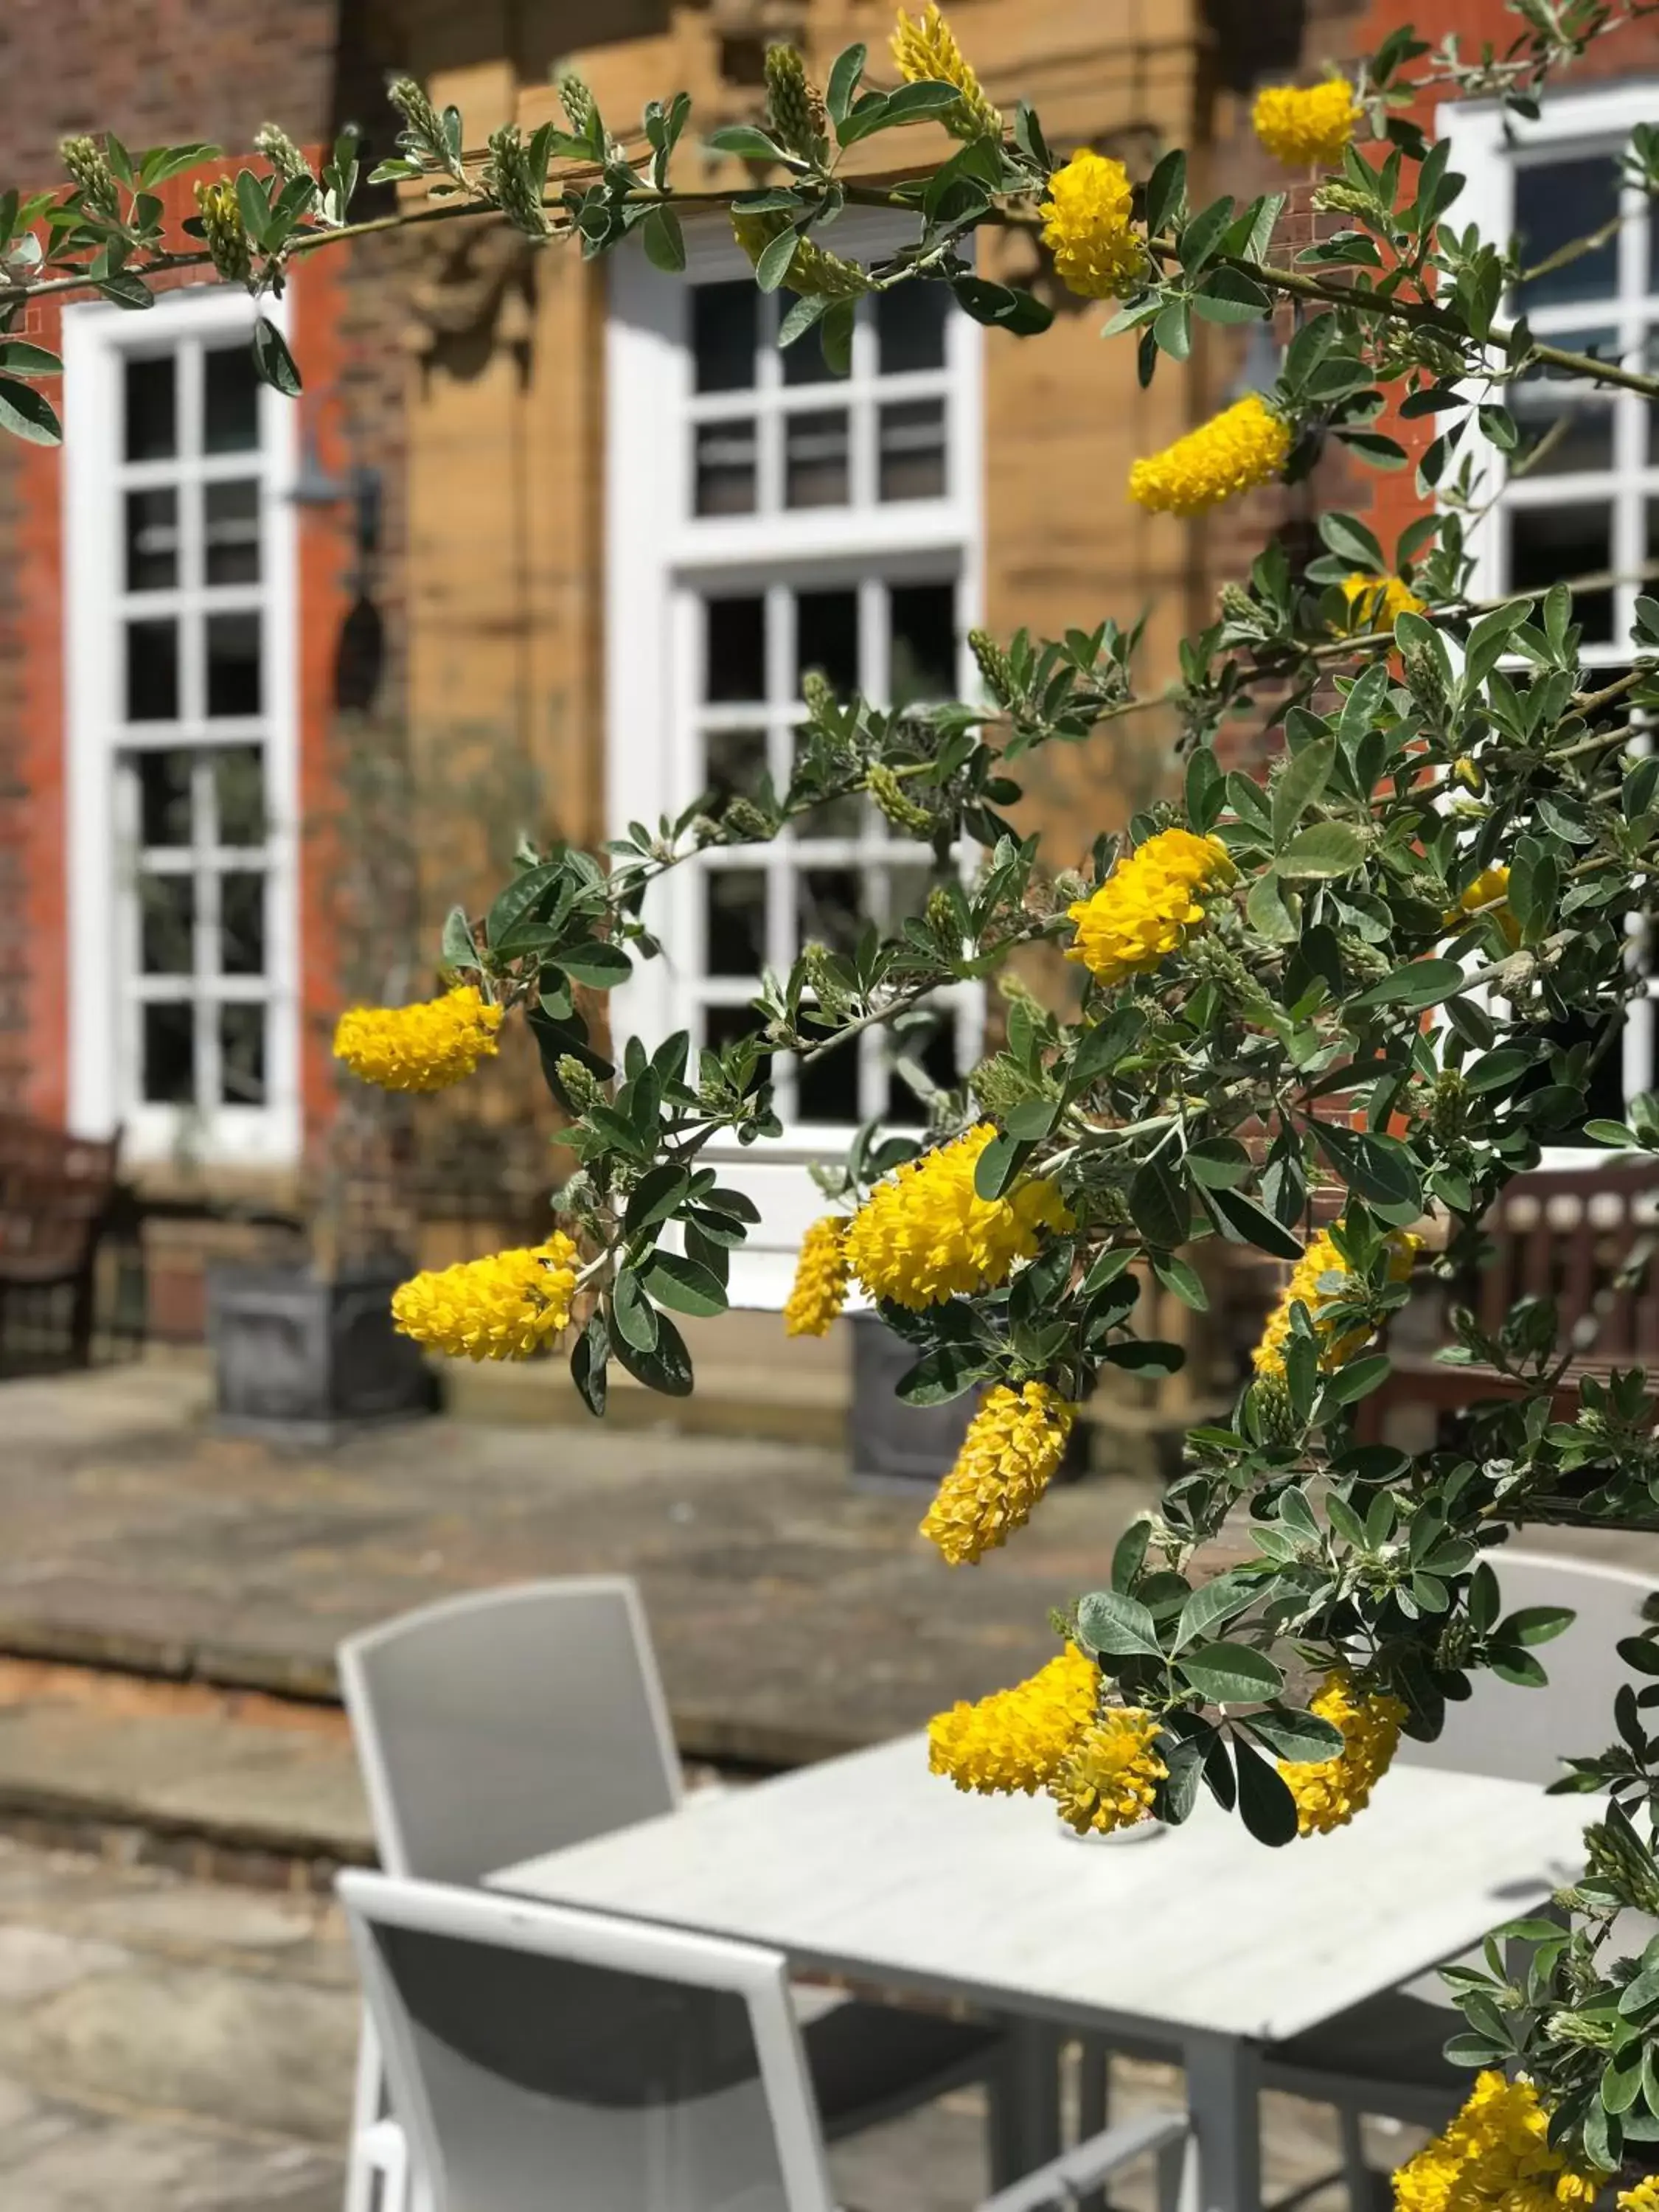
<box><xmin>1279</xmin><ymin>822</ymin><xmax>1367</xmax><ymax>878</ymax></box>
<box><xmin>1200</xmin><ymin>1184</ymin><xmax>1305</xmax><ymax>1259</ymax></box>
<box><xmin>1348</xmin><ymin>959</ymin><xmax>1466</xmax><ymax>1012</ymax></box>
<box><xmin>706</xmin><ymin>124</ymin><xmax>790</xmax><ymax>160</ymax></box>
<box><xmin>559</xmin><ymin>939</ymin><xmax>632</xmax><ymax>989</ymax></box>
<box><xmin>1077</xmin><ymin>1587</ymin><xmax>1164</xmax><ymax>1660</ymax></box>
<box><xmin>1502</xmin><ymin>1605</ymin><xmax>1576</xmax><ymax>1647</ymax></box>
<box><xmin>1172</xmin><ymin>1573</ymin><xmax>1255</xmax><ymax>1651</ymax></box>
<box><xmin>1070</xmin><ymin>1006</ymin><xmax>1147</xmax><ymax>1087</ymax></box>
<box><xmin>1185</xmin><ymin>1138</ymin><xmax>1251</xmax><ymax>1189</ymax></box>
<box><xmin>0</xmin><ymin>341</ymin><xmax>61</xmax><ymax>377</ymax></box>
<box><xmin>439</xmin><ymin>905</ymin><xmax>479</xmax><ymax>967</ymax></box>
<box><xmin>641</xmin><ymin>205</ymin><xmax>686</xmax><ymax>272</ymax></box>
<box><xmin>1143</xmin><ymin>147</ymin><xmax>1186</xmax><ymax>238</ymax></box>
<box><xmin>1191</xmin><ymin>266</ymin><xmax>1271</xmax><ymax>321</ymax></box>
<box><xmin>897</xmin><ymin>1343</ymin><xmax>987</xmax><ymax>1405</ymax></box>
<box><xmin>1271</xmin><ymin>737</ymin><xmax>1335</xmax><ymax>845</ymax></box>
<box><xmin>1245</xmin><ymin>869</ymin><xmax>1299</xmax><ymax>944</ymax></box>
<box><xmin>1244</xmin><ymin>1705</ymin><xmax>1347</xmax><ymax>1763</ymax></box>
<box><xmin>754</xmin><ymin>227</ymin><xmax>801</xmax><ymax>292</ymax></box>
<box><xmin>611</xmin><ymin>1305</ymin><xmax>695</xmax><ymax>1397</ymax></box>
<box><xmin>1129</xmin><ymin>1155</ymin><xmax>1189</xmax><ymax>1249</ymax></box>
<box><xmin>94</xmin><ymin>270</ymin><xmax>155</xmax><ymax>309</ymax></box>
<box><xmin>1233</xmin><ymin>1736</ymin><xmax>1300</xmax><ymax>1846</ymax></box>
<box><xmin>570</xmin><ymin>1312</ymin><xmax>608</xmax><ymax>1417</ymax></box>
<box><xmin>1099</xmin><ymin>1338</ymin><xmax>1186</xmax><ymax>1378</ymax></box>
<box><xmin>1321</xmin><ymin>1353</ymin><xmax>1391</xmax><ymax>1405</ymax></box>
<box><xmin>826</xmin><ymin>43</ymin><xmax>866</xmax><ymax>125</ymax></box>
<box><xmin>0</xmin><ymin>375</ymin><xmax>61</xmax><ymax>445</ymax></box>
<box><xmin>1319</xmin><ymin>510</ymin><xmax>1388</xmax><ymax>571</ymax></box>
<box><xmin>974</xmin><ymin>1130</ymin><xmax>1032</xmax><ymax>1201</ymax></box>
<box><xmin>1312</xmin><ymin>1123</ymin><xmax>1422</xmax><ymax>1211</ymax></box>
<box><xmin>1178</xmin><ymin>1641</ymin><xmax>1286</xmax><ymax>1703</ymax></box>
<box><xmin>641</xmin><ymin>1251</ymin><xmax>728</xmax><ymax>1317</ymax></box>
<box><xmin>625</xmin><ymin>1163</ymin><xmax>692</xmax><ymax>1238</ymax></box>
<box><xmin>610</xmin><ymin>1267</ymin><xmax>661</xmax><ymax>1353</ymax></box>
<box><xmin>1151</xmin><ymin>1253</ymin><xmax>1208</xmax><ymax>1311</ymax></box>
<box><xmin>251</xmin><ymin>316</ymin><xmax>302</xmax><ymax>397</ymax></box>
<box><xmin>880</xmin><ymin>79</ymin><xmax>963</xmax><ymax>123</ymax></box>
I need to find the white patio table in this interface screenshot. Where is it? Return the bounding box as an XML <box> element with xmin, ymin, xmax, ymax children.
<box><xmin>488</xmin><ymin>1731</ymin><xmax>1589</xmax><ymax>2212</ymax></box>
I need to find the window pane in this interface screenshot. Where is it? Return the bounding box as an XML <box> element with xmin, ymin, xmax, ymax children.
<box><xmin>706</xmin><ymin>870</ymin><xmax>768</xmax><ymax>975</ymax></box>
<box><xmin>886</xmin><ymin>865</ymin><xmax>941</xmax><ymax>922</ymax></box>
<box><xmin>796</xmin><ymin>588</ymin><xmax>858</xmax><ymax>695</ymax></box>
<box><xmin>694</xmin><ymin>421</ymin><xmax>757</xmax><ymax>515</ymax></box>
<box><xmin>220</xmin><ymin>1003</ymin><xmax>267</xmax><ymax>1105</ymax></box>
<box><xmin>137</xmin><ymin>749</ymin><xmax>195</xmax><ymax>846</ymax></box>
<box><xmin>1512</xmin><ymin>366</ymin><xmax>1614</xmax><ymax>477</ymax></box>
<box><xmin>1509</xmin><ymin>504</ymin><xmax>1613</xmax><ymax>642</ymax></box>
<box><xmin>142</xmin><ymin>1001</ymin><xmax>195</xmax><ymax>1105</ymax></box>
<box><xmin>798</xmin><ymin>866</ymin><xmax>863</xmax><ymax>956</ymax></box>
<box><xmin>213</xmin><ymin>746</ymin><xmax>266</xmax><ymax>844</ymax></box>
<box><xmin>890</xmin><ymin>583</ymin><xmax>956</xmax><ymax>704</ymax></box>
<box><xmin>886</xmin><ymin>1011</ymin><xmax>959</xmax><ymax>1123</ymax></box>
<box><xmin>703</xmin><ymin>727</ymin><xmax>767</xmax><ymax>802</ymax></box>
<box><xmin>796</xmin><ymin>1034</ymin><xmax>860</xmax><ymax>1122</ymax></box>
<box><xmin>879</xmin><ymin>400</ymin><xmax>947</xmax><ymax>501</ymax></box>
<box><xmin>1514</xmin><ymin>157</ymin><xmax>1620</xmax><ymax>310</ymax></box>
<box><xmin>779</xmin><ymin>293</ymin><xmax>835</xmax><ymax>386</ymax></box>
<box><xmin>125</xmin><ymin>355</ymin><xmax>175</xmax><ymax>462</ymax></box>
<box><xmin>125</xmin><ymin>487</ymin><xmax>178</xmax><ymax>591</ymax></box>
<box><xmin>704</xmin><ymin>597</ymin><xmax>766</xmax><ymax>703</ymax></box>
<box><xmin>692</xmin><ymin>282</ymin><xmax>757</xmax><ymax>393</ymax></box>
<box><xmin>785</xmin><ymin>409</ymin><xmax>849</xmax><ymax>508</ymax></box>
<box><xmin>206</xmin><ymin>611</ymin><xmax>261</xmax><ymax>716</ymax></box>
<box><xmin>139</xmin><ymin>873</ymin><xmax>195</xmax><ymax>974</ymax></box>
<box><xmin>204</xmin><ymin>479</ymin><xmax>261</xmax><ymax>585</ymax></box>
<box><xmin>219</xmin><ymin>871</ymin><xmax>266</xmax><ymax>975</ymax></box>
<box><xmin>126</xmin><ymin>619</ymin><xmax>178</xmax><ymax>721</ymax></box>
<box><xmin>877</xmin><ymin>285</ymin><xmax>949</xmax><ymax>374</ymax></box>
<box><xmin>204</xmin><ymin>343</ymin><xmax>260</xmax><ymax>453</ymax></box>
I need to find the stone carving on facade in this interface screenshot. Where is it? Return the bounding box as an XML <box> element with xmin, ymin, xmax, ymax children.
<box><xmin>403</xmin><ymin>220</ymin><xmax>538</xmax><ymax>380</ymax></box>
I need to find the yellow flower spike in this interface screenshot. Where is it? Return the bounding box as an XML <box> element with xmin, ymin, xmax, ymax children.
<box><xmin>1617</xmin><ymin>2179</ymin><xmax>1659</xmax><ymax>2212</ymax></box>
<box><xmin>920</xmin><ymin>1381</ymin><xmax>1077</xmax><ymax>1565</ymax></box>
<box><xmin>783</xmin><ymin>1217</ymin><xmax>851</xmax><ymax>1338</ymax></box>
<box><xmin>890</xmin><ymin>3</ymin><xmax>1002</xmax><ymax>141</ymax></box>
<box><xmin>1064</xmin><ymin>827</ymin><xmax>1237</xmax><ymax>988</ymax></box>
<box><xmin>845</xmin><ymin>1124</ymin><xmax>1073</xmax><ymax>1312</ymax></box>
<box><xmin>1128</xmin><ymin>394</ymin><xmax>1292</xmax><ymax>517</ymax></box>
<box><xmin>333</xmin><ymin>984</ymin><xmax>504</xmax><ymax>1093</ymax></box>
<box><xmin>928</xmin><ymin>1644</ymin><xmax>1099</xmax><ymax>1795</ymax></box>
<box><xmin>1048</xmin><ymin>1706</ymin><xmax>1166</xmax><ymax>1834</ymax></box>
<box><xmin>1339</xmin><ymin>571</ymin><xmax>1426</xmax><ymax>630</ymax></box>
<box><xmin>1251</xmin><ymin>1225</ymin><xmax>1420</xmax><ymax>1378</ymax></box>
<box><xmin>1039</xmin><ymin>150</ymin><xmax>1144</xmax><ymax>300</ymax></box>
<box><xmin>1393</xmin><ymin>2072</ymin><xmax>1609</xmax><ymax>2212</ymax></box>
<box><xmin>1446</xmin><ymin>863</ymin><xmax>1520</xmax><ymax>948</ymax></box>
<box><xmin>1279</xmin><ymin>1666</ymin><xmax>1407</xmax><ymax>1837</ymax></box>
<box><xmin>391</xmin><ymin>1234</ymin><xmax>580</xmax><ymax>1361</ymax></box>
<box><xmin>1252</xmin><ymin>79</ymin><xmax>1362</xmax><ymax>168</ymax></box>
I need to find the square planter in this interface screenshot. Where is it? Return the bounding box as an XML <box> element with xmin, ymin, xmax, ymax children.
<box><xmin>207</xmin><ymin>1259</ymin><xmax>437</xmax><ymax>1443</ymax></box>
<box><xmin>849</xmin><ymin>1310</ymin><xmax>1092</xmax><ymax>1492</ymax></box>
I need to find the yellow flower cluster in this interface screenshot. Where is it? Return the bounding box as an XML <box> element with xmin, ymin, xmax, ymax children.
<box><xmin>1394</xmin><ymin>2073</ymin><xmax>1608</xmax><ymax>2212</ymax></box>
<box><xmin>1129</xmin><ymin>394</ymin><xmax>1292</xmax><ymax>517</ymax></box>
<box><xmin>919</xmin><ymin>1382</ymin><xmax>1077</xmax><ymax>1565</ymax></box>
<box><xmin>783</xmin><ymin>1217</ymin><xmax>851</xmax><ymax>1338</ymax></box>
<box><xmin>1039</xmin><ymin>150</ymin><xmax>1144</xmax><ymax>300</ymax></box>
<box><xmin>391</xmin><ymin>1234</ymin><xmax>580</xmax><ymax>1361</ymax></box>
<box><xmin>929</xmin><ymin>1644</ymin><xmax>1099</xmax><ymax>1795</ymax></box>
<box><xmin>1065</xmin><ymin>827</ymin><xmax>1237</xmax><ymax>987</ymax></box>
<box><xmin>1251</xmin><ymin>79</ymin><xmax>1361</xmax><ymax>168</ymax></box>
<box><xmin>334</xmin><ymin>986</ymin><xmax>504</xmax><ymax>1093</ymax></box>
<box><xmin>1340</xmin><ymin>571</ymin><xmax>1425</xmax><ymax>629</ymax></box>
<box><xmin>890</xmin><ymin>3</ymin><xmax>1002</xmax><ymax>140</ymax></box>
<box><xmin>1252</xmin><ymin>1225</ymin><xmax>1419</xmax><ymax>1377</ymax></box>
<box><xmin>730</xmin><ymin>211</ymin><xmax>870</xmax><ymax>298</ymax></box>
<box><xmin>1446</xmin><ymin>865</ymin><xmax>1520</xmax><ymax>949</ymax></box>
<box><xmin>1049</xmin><ymin>1708</ymin><xmax>1168</xmax><ymax>1835</ymax></box>
<box><xmin>1618</xmin><ymin>2181</ymin><xmax>1659</xmax><ymax>2212</ymax></box>
<box><xmin>844</xmin><ymin>1124</ymin><xmax>1073</xmax><ymax>1311</ymax></box>
<box><xmin>1280</xmin><ymin>1666</ymin><xmax>1408</xmax><ymax>1837</ymax></box>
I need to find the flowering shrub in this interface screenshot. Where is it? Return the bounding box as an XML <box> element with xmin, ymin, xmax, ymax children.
<box><xmin>8</xmin><ymin>0</ymin><xmax>1659</xmax><ymax>2174</ymax></box>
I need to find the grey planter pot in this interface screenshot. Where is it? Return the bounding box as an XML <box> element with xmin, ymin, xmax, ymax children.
<box><xmin>207</xmin><ymin>1260</ymin><xmax>436</xmax><ymax>1443</ymax></box>
<box><xmin>847</xmin><ymin>1310</ymin><xmax>978</xmax><ymax>1492</ymax></box>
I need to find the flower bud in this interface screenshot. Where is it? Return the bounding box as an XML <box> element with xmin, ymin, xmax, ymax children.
<box><xmin>868</xmin><ymin>762</ymin><xmax>935</xmax><ymax>835</ymax></box>
<box><xmin>60</xmin><ymin>135</ymin><xmax>119</xmax><ymax>220</ymax></box>
<box><xmin>194</xmin><ymin>178</ymin><xmax>252</xmax><ymax>285</ymax></box>
<box><xmin>764</xmin><ymin>44</ymin><xmax>827</xmax><ymax>159</ymax></box>
<box><xmin>484</xmin><ymin>123</ymin><xmax>550</xmax><ymax>237</ymax></box>
<box><xmin>254</xmin><ymin>124</ymin><xmax>310</xmax><ymax>185</ymax></box>
<box><xmin>554</xmin><ymin>1054</ymin><xmax>604</xmax><ymax>1113</ymax></box>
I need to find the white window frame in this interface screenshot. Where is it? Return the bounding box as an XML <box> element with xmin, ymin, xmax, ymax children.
<box><xmin>606</xmin><ymin>219</ymin><xmax>984</xmax><ymax>1303</ymax></box>
<box><xmin>1442</xmin><ymin>84</ymin><xmax>1659</xmax><ymax>1158</ymax></box>
<box><xmin>62</xmin><ymin>285</ymin><xmax>300</xmax><ymax>1168</ymax></box>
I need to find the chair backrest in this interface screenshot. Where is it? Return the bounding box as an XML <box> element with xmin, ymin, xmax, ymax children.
<box><xmin>0</xmin><ymin>1110</ymin><xmax>120</xmax><ymax>1267</ymax></box>
<box><xmin>339</xmin><ymin>1871</ymin><xmax>837</xmax><ymax>2212</ymax></box>
<box><xmin>339</xmin><ymin>1578</ymin><xmax>683</xmax><ymax>1885</ymax></box>
<box><xmin>1473</xmin><ymin>1166</ymin><xmax>1659</xmax><ymax>1363</ymax></box>
<box><xmin>1399</xmin><ymin>1549</ymin><xmax>1655</xmax><ymax>1784</ymax></box>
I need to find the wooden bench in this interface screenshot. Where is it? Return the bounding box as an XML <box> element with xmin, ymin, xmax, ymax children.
<box><xmin>1363</xmin><ymin>1163</ymin><xmax>1659</xmax><ymax>1447</ymax></box>
<box><xmin>0</xmin><ymin>1112</ymin><xmax>122</xmax><ymax>1366</ymax></box>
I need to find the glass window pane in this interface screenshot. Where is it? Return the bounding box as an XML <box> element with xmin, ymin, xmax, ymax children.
<box><xmin>703</xmin><ymin>727</ymin><xmax>768</xmax><ymax>802</ymax></box>
<box><xmin>796</xmin><ymin>588</ymin><xmax>858</xmax><ymax>695</ymax></box>
<box><xmin>890</xmin><ymin>583</ymin><xmax>956</xmax><ymax>704</ymax></box>
<box><xmin>692</xmin><ymin>282</ymin><xmax>757</xmax><ymax>393</ymax></box>
<box><xmin>204</xmin><ymin>479</ymin><xmax>261</xmax><ymax>585</ymax></box>
<box><xmin>785</xmin><ymin>409</ymin><xmax>849</xmax><ymax>508</ymax></box>
<box><xmin>694</xmin><ymin>420</ymin><xmax>757</xmax><ymax>516</ymax></box>
<box><xmin>879</xmin><ymin>400</ymin><xmax>947</xmax><ymax>501</ymax></box>
<box><xmin>1512</xmin><ymin>358</ymin><xmax>1614</xmax><ymax>477</ymax></box>
<box><xmin>1514</xmin><ymin>157</ymin><xmax>1621</xmax><ymax>310</ymax></box>
<box><xmin>796</xmin><ymin>1034</ymin><xmax>860</xmax><ymax>1122</ymax></box>
<box><xmin>125</xmin><ymin>487</ymin><xmax>178</xmax><ymax>591</ymax></box>
<box><xmin>219</xmin><ymin>1004</ymin><xmax>266</xmax><ymax>1105</ymax></box>
<box><xmin>706</xmin><ymin>870</ymin><xmax>768</xmax><ymax>975</ymax></box>
<box><xmin>219</xmin><ymin>871</ymin><xmax>266</xmax><ymax>975</ymax></box>
<box><xmin>142</xmin><ymin>1001</ymin><xmax>195</xmax><ymax>1105</ymax></box>
<box><xmin>1509</xmin><ymin>504</ymin><xmax>1613</xmax><ymax>642</ymax></box>
<box><xmin>877</xmin><ymin>284</ymin><xmax>949</xmax><ymax>374</ymax></box>
<box><xmin>886</xmin><ymin>1011</ymin><xmax>959</xmax><ymax>1124</ymax></box>
<box><xmin>126</xmin><ymin>619</ymin><xmax>179</xmax><ymax>721</ymax></box>
<box><xmin>704</xmin><ymin>597</ymin><xmax>766</xmax><ymax>703</ymax></box>
<box><xmin>139</xmin><ymin>873</ymin><xmax>195</xmax><ymax>975</ymax></box>
<box><xmin>137</xmin><ymin>749</ymin><xmax>195</xmax><ymax>846</ymax></box>
<box><xmin>206</xmin><ymin>612</ymin><xmax>261</xmax><ymax>716</ymax></box>
<box><xmin>124</xmin><ymin>355</ymin><xmax>175</xmax><ymax>462</ymax></box>
<box><xmin>203</xmin><ymin>343</ymin><xmax>260</xmax><ymax>453</ymax></box>
<box><xmin>797</xmin><ymin>866</ymin><xmax>863</xmax><ymax>956</ymax></box>
<box><xmin>213</xmin><ymin>746</ymin><xmax>266</xmax><ymax>845</ymax></box>
<box><xmin>779</xmin><ymin>293</ymin><xmax>835</xmax><ymax>386</ymax></box>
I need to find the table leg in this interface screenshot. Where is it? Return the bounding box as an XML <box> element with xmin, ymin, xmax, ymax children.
<box><xmin>1180</xmin><ymin>2031</ymin><xmax>1261</xmax><ymax>2212</ymax></box>
<box><xmin>987</xmin><ymin>2017</ymin><xmax>1065</xmax><ymax>2188</ymax></box>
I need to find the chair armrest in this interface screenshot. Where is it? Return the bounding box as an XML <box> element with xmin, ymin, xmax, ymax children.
<box><xmin>976</xmin><ymin>2108</ymin><xmax>1189</xmax><ymax>2212</ymax></box>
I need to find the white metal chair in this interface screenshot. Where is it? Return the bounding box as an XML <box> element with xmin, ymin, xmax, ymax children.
<box><xmin>339</xmin><ymin>1578</ymin><xmax>1006</xmax><ymax>2211</ymax></box>
<box><xmin>340</xmin><ymin>1868</ymin><xmax>1192</xmax><ymax>2212</ymax></box>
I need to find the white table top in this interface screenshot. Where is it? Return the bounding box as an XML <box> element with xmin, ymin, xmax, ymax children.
<box><xmin>488</xmin><ymin>1733</ymin><xmax>1590</xmax><ymax>2047</ymax></box>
